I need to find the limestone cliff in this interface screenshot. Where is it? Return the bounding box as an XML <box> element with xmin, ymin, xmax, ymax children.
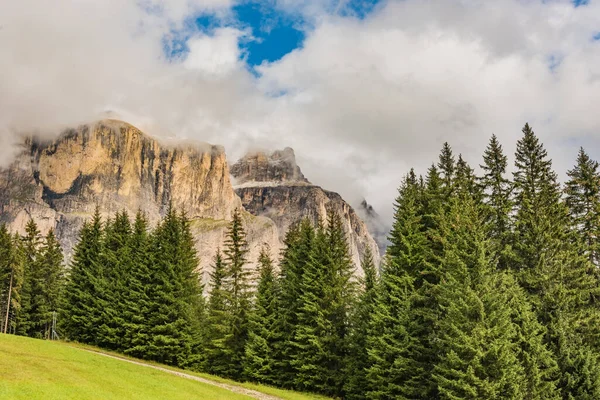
<box><xmin>231</xmin><ymin>149</ymin><xmax>380</xmax><ymax>272</ymax></box>
<box><xmin>0</xmin><ymin>120</ymin><xmax>379</xmax><ymax>283</ymax></box>
<box><xmin>0</xmin><ymin>120</ymin><xmax>281</xmax><ymax>281</ymax></box>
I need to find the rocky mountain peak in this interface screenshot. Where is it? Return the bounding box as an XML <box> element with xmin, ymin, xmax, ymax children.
<box><xmin>230</xmin><ymin>147</ymin><xmax>310</xmax><ymax>186</ymax></box>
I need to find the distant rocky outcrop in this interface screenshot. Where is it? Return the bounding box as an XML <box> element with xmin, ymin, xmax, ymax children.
<box><xmin>356</xmin><ymin>199</ymin><xmax>389</xmax><ymax>257</ymax></box>
<box><xmin>231</xmin><ymin>149</ymin><xmax>380</xmax><ymax>272</ymax></box>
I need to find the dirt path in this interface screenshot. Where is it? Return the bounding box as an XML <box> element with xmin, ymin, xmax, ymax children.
<box><xmin>78</xmin><ymin>348</ymin><xmax>282</xmax><ymax>400</ymax></box>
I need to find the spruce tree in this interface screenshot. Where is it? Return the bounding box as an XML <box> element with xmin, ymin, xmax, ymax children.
<box><xmin>479</xmin><ymin>134</ymin><xmax>513</xmax><ymax>270</ymax></box>
<box><xmin>62</xmin><ymin>209</ymin><xmax>105</xmax><ymax>344</ymax></box>
<box><xmin>454</xmin><ymin>154</ymin><xmax>482</xmax><ymax>202</ymax></box>
<box><xmin>432</xmin><ymin>198</ymin><xmax>527</xmax><ymax>399</ymax></box>
<box><xmin>271</xmin><ymin>219</ymin><xmax>314</xmax><ymax>389</ymax></box>
<box><xmin>177</xmin><ymin>211</ymin><xmax>205</xmax><ymax>370</ymax></box>
<box><xmin>511</xmin><ymin>123</ymin><xmax>565</xmax><ymax>303</ymax></box>
<box><xmin>367</xmin><ymin>172</ymin><xmax>424</xmax><ymax>399</ymax></box>
<box><xmin>0</xmin><ymin>224</ymin><xmax>20</xmax><ymax>334</ymax></box>
<box><xmin>222</xmin><ymin>208</ymin><xmax>252</xmax><ymax>380</ymax></box>
<box><xmin>144</xmin><ymin>206</ymin><xmax>200</xmax><ymax>366</ymax></box>
<box><xmin>15</xmin><ymin>219</ymin><xmax>41</xmax><ymax>336</ymax></box>
<box><xmin>512</xmin><ymin>124</ymin><xmax>600</xmax><ymax>398</ymax></box>
<box><xmin>32</xmin><ymin>229</ymin><xmax>64</xmax><ymax>338</ymax></box>
<box><xmin>345</xmin><ymin>246</ymin><xmax>378</xmax><ymax>400</ymax></box>
<box><xmin>565</xmin><ymin>147</ymin><xmax>600</xmax><ymax>267</ymax></box>
<box><xmin>244</xmin><ymin>246</ymin><xmax>278</xmax><ymax>384</ymax></box>
<box><xmin>291</xmin><ymin>222</ymin><xmax>331</xmax><ymax>394</ymax></box>
<box><xmin>203</xmin><ymin>250</ymin><xmax>230</xmax><ymax>376</ymax></box>
<box><xmin>324</xmin><ymin>208</ymin><xmax>358</xmax><ymax>396</ymax></box>
<box><xmin>97</xmin><ymin>211</ymin><xmax>131</xmax><ymax>350</ymax></box>
<box><xmin>438</xmin><ymin>142</ymin><xmax>456</xmax><ymax>194</ymax></box>
<box><xmin>122</xmin><ymin>211</ymin><xmax>152</xmax><ymax>358</ymax></box>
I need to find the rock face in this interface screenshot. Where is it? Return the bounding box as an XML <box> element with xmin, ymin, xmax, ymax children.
<box><xmin>0</xmin><ymin>120</ymin><xmax>281</xmax><ymax>282</ymax></box>
<box><xmin>0</xmin><ymin>120</ymin><xmax>380</xmax><ymax>282</ymax></box>
<box><xmin>231</xmin><ymin>149</ymin><xmax>380</xmax><ymax>272</ymax></box>
<box><xmin>231</xmin><ymin>147</ymin><xmax>309</xmax><ymax>185</ymax></box>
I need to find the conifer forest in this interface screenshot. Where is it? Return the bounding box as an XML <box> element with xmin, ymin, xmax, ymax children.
<box><xmin>2</xmin><ymin>123</ymin><xmax>600</xmax><ymax>399</ymax></box>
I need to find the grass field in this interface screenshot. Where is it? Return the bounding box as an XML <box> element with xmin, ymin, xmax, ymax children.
<box><xmin>0</xmin><ymin>334</ymin><xmax>328</xmax><ymax>400</ymax></box>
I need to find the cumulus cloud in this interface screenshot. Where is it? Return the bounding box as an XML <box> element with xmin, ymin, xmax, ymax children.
<box><xmin>1</xmin><ymin>0</ymin><xmax>600</xmax><ymax>223</ymax></box>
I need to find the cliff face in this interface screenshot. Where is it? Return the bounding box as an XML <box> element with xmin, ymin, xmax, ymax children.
<box><xmin>231</xmin><ymin>149</ymin><xmax>380</xmax><ymax>272</ymax></box>
<box><xmin>0</xmin><ymin>120</ymin><xmax>281</xmax><ymax>280</ymax></box>
<box><xmin>0</xmin><ymin>120</ymin><xmax>380</xmax><ymax>282</ymax></box>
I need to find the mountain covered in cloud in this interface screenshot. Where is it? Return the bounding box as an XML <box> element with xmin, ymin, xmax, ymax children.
<box><xmin>0</xmin><ymin>120</ymin><xmax>380</xmax><ymax>280</ymax></box>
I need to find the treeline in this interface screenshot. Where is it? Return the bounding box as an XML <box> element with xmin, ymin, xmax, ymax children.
<box><xmin>1</xmin><ymin>123</ymin><xmax>600</xmax><ymax>399</ymax></box>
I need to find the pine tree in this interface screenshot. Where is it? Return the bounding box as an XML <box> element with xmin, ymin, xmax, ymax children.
<box><xmin>122</xmin><ymin>211</ymin><xmax>152</xmax><ymax>358</ymax></box>
<box><xmin>291</xmin><ymin>222</ymin><xmax>331</xmax><ymax>394</ymax></box>
<box><xmin>221</xmin><ymin>208</ymin><xmax>252</xmax><ymax>380</ymax></box>
<box><xmin>565</xmin><ymin>147</ymin><xmax>600</xmax><ymax>267</ymax></box>
<box><xmin>367</xmin><ymin>172</ymin><xmax>424</xmax><ymax>399</ymax></box>
<box><xmin>512</xmin><ymin>124</ymin><xmax>600</xmax><ymax>398</ymax></box>
<box><xmin>144</xmin><ymin>206</ymin><xmax>199</xmax><ymax>366</ymax></box>
<box><xmin>432</xmin><ymin>198</ymin><xmax>528</xmax><ymax>399</ymax></box>
<box><xmin>177</xmin><ymin>211</ymin><xmax>205</xmax><ymax>370</ymax></box>
<box><xmin>479</xmin><ymin>135</ymin><xmax>513</xmax><ymax>270</ymax></box>
<box><xmin>62</xmin><ymin>209</ymin><xmax>105</xmax><ymax>344</ymax></box>
<box><xmin>33</xmin><ymin>229</ymin><xmax>64</xmax><ymax>338</ymax></box>
<box><xmin>0</xmin><ymin>224</ymin><xmax>20</xmax><ymax>334</ymax></box>
<box><xmin>97</xmin><ymin>210</ymin><xmax>131</xmax><ymax>350</ymax></box>
<box><xmin>454</xmin><ymin>154</ymin><xmax>482</xmax><ymax>203</ymax></box>
<box><xmin>203</xmin><ymin>250</ymin><xmax>230</xmax><ymax>376</ymax></box>
<box><xmin>323</xmin><ymin>208</ymin><xmax>358</xmax><ymax>396</ymax></box>
<box><xmin>271</xmin><ymin>219</ymin><xmax>314</xmax><ymax>389</ymax></box>
<box><xmin>345</xmin><ymin>246</ymin><xmax>378</xmax><ymax>400</ymax></box>
<box><xmin>244</xmin><ymin>246</ymin><xmax>278</xmax><ymax>384</ymax></box>
<box><xmin>438</xmin><ymin>142</ymin><xmax>456</xmax><ymax>195</ymax></box>
<box><xmin>15</xmin><ymin>219</ymin><xmax>41</xmax><ymax>336</ymax></box>
<box><xmin>511</xmin><ymin>123</ymin><xmax>565</xmax><ymax>303</ymax></box>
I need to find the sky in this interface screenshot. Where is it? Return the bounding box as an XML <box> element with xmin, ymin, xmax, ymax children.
<box><xmin>1</xmin><ymin>0</ymin><xmax>600</xmax><ymax>223</ymax></box>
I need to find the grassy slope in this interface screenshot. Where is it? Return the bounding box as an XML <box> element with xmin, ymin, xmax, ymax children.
<box><xmin>0</xmin><ymin>335</ymin><xmax>327</xmax><ymax>400</ymax></box>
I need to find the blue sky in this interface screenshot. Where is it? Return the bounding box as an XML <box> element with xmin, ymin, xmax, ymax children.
<box><xmin>189</xmin><ymin>0</ymin><xmax>383</xmax><ymax>69</ymax></box>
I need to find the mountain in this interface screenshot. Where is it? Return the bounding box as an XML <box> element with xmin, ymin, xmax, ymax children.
<box><xmin>0</xmin><ymin>120</ymin><xmax>380</xmax><ymax>280</ymax></box>
<box><xmin>231</xmin><ymin>148</ymin><xmax>380</xmax><ymax>270</ymax></box>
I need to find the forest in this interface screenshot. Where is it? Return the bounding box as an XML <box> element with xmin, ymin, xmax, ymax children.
<box><xmin>1</xmin><ymin>123</ymin><xmax>600</xmax><ymax>399</ymax></box>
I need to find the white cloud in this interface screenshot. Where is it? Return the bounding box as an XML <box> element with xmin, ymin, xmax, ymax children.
<box><xmin>1</xmin><ymin>0</ymin><xmax>600</xmax><ymax>224</ymax></box>
<box><xmin>184</xmin><ymin>28</ymin><xmax>246</xmax><ymax>75</ymax></box>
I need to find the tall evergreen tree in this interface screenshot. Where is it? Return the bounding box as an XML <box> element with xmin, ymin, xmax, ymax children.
<box><xmin>454</xmin><ymin>154</ymin><xmax>482</xmax><ymax>202</ymax></box>
<box><xmin>15</xmin><ymin>219</ymin><xmax>41</xmax><ymax>336</ymax></box>
<box><xmin>479</xmin><ymin>134</ymin><xmax>513</xmax><ymax>270</ymax></box>
<box><xmin>62</xmin><ymin>209</ymin><xmax>105</xmax><ymax>344</ymax></box>
<box><xmin>203</xmin><ymin>250</ymin><xmax>231</xmax><ymax>376</ymax></box>
<box><xmin>367</xmin><ymin>172</ymin><xmax>424</xmax><ymax>399</ymax></box>
<box><xmin>122</xmin><ymin>211</ymin><xmax>152</xmax><ymax>358</ymax></box>
<box><xmin>244</xmin><ymin>246</ymin><xmax>278</xmax><ymax>384</ymax></box>
<box><xmin>32</xmin><ymin>229</ymin><xmax>64</xmax><ymax>338</ymax></box>
<box><xmin>291</xmin><ymin>222</ymin><xmax>331</xmax><ymax>394</ymax></box>
<box><xmin>345</xmin><ymin>246</ymin><xmax>378</xmax><ymax>400</ymax></box>
<box><xmin>438</xmin><ymin>142</ymin><xmax>456</xmax><ymax>194</ymax></box>
<box><xmin>512</xmin><ymin>124</ymin><xmax>600</xmax><ymax>398</ymax></box>
<box><xmin>432</xmin><ymin>198</ymin><xmax>529</xmax><ymax>399</ymax></box>
<box><xmin>222</xmin><ymin>208</ymin><xmax>252</xmax><ymax>379</ymax></box>
<box><xmin>271</xmin><ymin>219</ymin><xmax>315</xmax><ymax>389</ymax></box>
<box><xmin>97</xmin><ymin>211</ymin><xmax>131</xmax><ymax>350</ymax></box>
<box><xmin>565</xmin><ymin>147</ymin><xmax>600</xmax><ymax>267</ymax></box>
<box><xmin>0</xmin><ymin>224</ymin><xmax>20</xmax><ymax>334</ymax></box>
<box><xmin>286</xmin><ymin>209</ymin><xmax>357</xmax><ymax>397</ymax></box>
<box><xmin>144</xmin><ymin>206</ymin><xmax>200</xmax><ymax>366</ymax></box>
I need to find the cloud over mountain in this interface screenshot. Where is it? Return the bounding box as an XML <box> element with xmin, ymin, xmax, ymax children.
<box><xmin>1</xmin><ymin>0</ymin><xmax>599</xmax><ymax>221</ymax></box>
